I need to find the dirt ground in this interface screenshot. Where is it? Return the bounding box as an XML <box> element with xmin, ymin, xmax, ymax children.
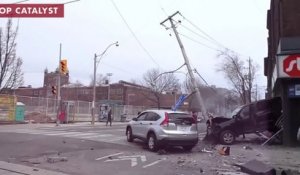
<box><xmin>25</xmin><ymin>112</ymin><xmax>54</xmax><ymax>123</ymax></box>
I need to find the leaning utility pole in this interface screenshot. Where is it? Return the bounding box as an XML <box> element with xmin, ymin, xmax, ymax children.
<box><xmin>160</xmin><ymin>11</ymin><xmax>208</xmax><ymax>120</ymax></box>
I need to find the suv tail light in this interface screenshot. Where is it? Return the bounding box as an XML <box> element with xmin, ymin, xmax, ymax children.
<box><xmin>160</xmin><ymin>112</ymin><xmax>169</xmax><ymax>127</ymax></box>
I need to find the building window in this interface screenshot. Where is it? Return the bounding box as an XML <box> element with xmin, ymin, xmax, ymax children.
<box><xmin>111</xmin><ymin>88</ymin><xmax>123</xmax><ymax>95</ymax></box>
<box><xmin>80</xmin><ymin>89</ymin><xmax>91</xmax><ymax>95</ymax></box>
<box><xmin>33</xmin><ymin>90</ymin><xmax>39</xmax><ymax>96</ymax></box>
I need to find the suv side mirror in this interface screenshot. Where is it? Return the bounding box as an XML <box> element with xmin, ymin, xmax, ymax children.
<box><xmin>132</xmin><ymin>118</ymin><xmax>138</xmax><ymax>121</ymax></box>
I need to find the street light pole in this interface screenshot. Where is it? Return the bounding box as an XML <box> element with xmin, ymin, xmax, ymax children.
<box><xmin>91</xmin><ymin>42</ymin><xmax>119</xmax><ymax>125</ymax></box>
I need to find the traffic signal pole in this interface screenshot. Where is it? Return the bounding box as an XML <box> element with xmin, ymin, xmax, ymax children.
<box><xmin>56</xmin><ymin>43</ymin><xmax>62</xmax><ymax>126</ymax></box>
<box><xmin>160</xmin><ymin>11</ymin><xmax>208</xmax><ymax>120</ymax></box>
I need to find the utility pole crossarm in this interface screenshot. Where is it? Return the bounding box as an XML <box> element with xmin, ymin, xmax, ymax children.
<box><xmin>160</xmin><ymin>11</ymin><xmax>180</xmax><ymax>26</ymax></box>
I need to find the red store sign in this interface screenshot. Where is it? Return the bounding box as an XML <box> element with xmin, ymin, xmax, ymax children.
<box><xmin>0</xmin><ymin>4</ymin><xmax>64</xmax><ymax>18</ymax></box>
<box><xmin>277</xmin><ymin>54</ymin><xmax>300</xmax><ymax>78</ymax></box>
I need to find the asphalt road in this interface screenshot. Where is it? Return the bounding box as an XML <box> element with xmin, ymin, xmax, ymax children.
<box><xmin>1</xmin><ymin>123</ymin><xmax>299</xmax><ymax>175</ymax></box>
<box><xmin>0</xmin><ymin>123</ymin><xmax>208</xmax><ymax>175</ymax></box>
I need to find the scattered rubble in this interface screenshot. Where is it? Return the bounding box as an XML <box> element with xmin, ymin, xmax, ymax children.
<box><xmin>243</xmin><ymin>146</ymin><xmax>253</xmax><ymax>150</ymax></box>
<box><xmin>218</xmin><ymin>146</ymin><xmax>230</xmax><ymax>156</ymax></box>
<box><xmin>47</xmin><ymin>156</ymin><xmax>68</xmax><ymax>163</ymax></box>
<box><xmin>157</xmin><ymin>149</ymin><xmax>167</xmax><ymax>155</ymax></box>
<box><xmin>199</xmin><ymin>168</ymin><xmax>204</xmax><ymax>173</ymax></box>
<box><xmin>199</xmin><ymin>148</ymin><xmax>213</xmax><ymax>153</ymax></box>
<box><xmin>238</xmin><ymin>159</ymin><xmax>276</xmax><ymax>175</ymax></box>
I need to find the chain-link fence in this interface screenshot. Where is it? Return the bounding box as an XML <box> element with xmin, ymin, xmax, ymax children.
<box><xmin>15</xmin><ymin>95</ymin><xmax>147</xmax><ymax>123</ymax></box>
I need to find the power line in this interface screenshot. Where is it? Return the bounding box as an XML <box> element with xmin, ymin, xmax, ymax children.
<box><xmin>179</xmin><ymin>13</ymin><xmax>227</xmax><ymax>49</ymax></box>
<box><xmin>101</xmin><ymin>61</ymin><xmax>134</xmax><ymax>75</ymax></box>
<box><xmin>178</xmin><ymin>32</ymin><xmax>221</xmax><ymax>52</ymax></box>
<box><xmin>179</xmin><ymin>14</ymin><xmax>251</xmax><ymax>59</ymax></box>
<box><xmin>180</xmin><ymin>23</ymin><xmax>215</xmax><ymax>44</ymax></box>
<box><xmin>194</xmin><ymin>69</ymin><xmax>218</xmax><ymax>93</ymax></box>
<box><xmin>153</xmin><ymin>63</ymin><xmax>186</xmax><ymax>81</ymax></box>
<box><xmin>110</xmin><ymin>0</ymin><xmax>161</xmax><ymax>68</ymax></box>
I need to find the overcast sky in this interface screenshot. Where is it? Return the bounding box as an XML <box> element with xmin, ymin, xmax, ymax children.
<box><xmin>0</xmin><ymin>0</ymin><xmax>270</xmax><ymax>96</ymax></box>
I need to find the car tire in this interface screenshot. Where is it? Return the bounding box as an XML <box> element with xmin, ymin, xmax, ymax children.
<box><xmin>220</xmin><ymin>130</ymin><xmax>235</xmax><ymax>145</ymax></box>
<box><xmin>182</xmin><ymin>145</ymin><xmax>194</xmax><ymax>151</ymax></box>
<box><xmin>126</xmin><ymin>127</ymin><xmax>134</xmax><ymax>142</ymax></box>
<box><xmin>147</xmin><ymin>133</ymin><xmax>158</xmax><ymax>151</ymax></box>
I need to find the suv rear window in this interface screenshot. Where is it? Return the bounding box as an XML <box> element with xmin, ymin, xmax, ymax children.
<box><xmin>168</xmin><ymin>113</ymin><xmax>195</xmax><ymax>124</ymax></box>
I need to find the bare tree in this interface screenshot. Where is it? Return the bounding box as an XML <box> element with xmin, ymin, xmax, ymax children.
<box><xmin>68</xmin><ymin>80</ymin><xmax>84</xmax><ymax>88</ymax></box>
<box><xmin>89</xmin><ymin>73</ymin><xmax>108</xmax><ymax>86</ymax></box>
<box><xmin>0</xmin><ymin>19</ymin><xmax>23</xmax><ymax>93</ymax></box>
<box><xmin>142</xmin><ymin>68</ymin><xmax>180</xmax><ymax>108</ymax></box>
<box><xmin>217</xmin><ymin>50</ymin><xmax>258</xmax><ymax>104</ymax></box>
<box><xmin>182</xmin><ymin>76</ymin><xmax>202</xmax><ymax>94</ymax></box>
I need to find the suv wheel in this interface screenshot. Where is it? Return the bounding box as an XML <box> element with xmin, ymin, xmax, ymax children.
<box><xmin>126</xmin><ymin>127</ymin><xmax>134</xmax><ymax>142</ymax></box>
<box><xmin>147</xmin><ymin>133</ymin><xmax>158</xmax><ymax>151</ymax></box>
<box><xmin>220</xmin><ymin>130</ymin><xmax>235</xmax><ymax>145</ymax></box>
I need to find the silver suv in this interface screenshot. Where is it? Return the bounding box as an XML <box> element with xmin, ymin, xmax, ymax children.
<box><xmin>126</xmin><ymin>109</ymin><xmax>198</xmax><ymax>151</ymax></box>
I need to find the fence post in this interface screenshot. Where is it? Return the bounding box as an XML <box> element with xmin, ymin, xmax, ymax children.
<box><xmin>45</xmin><ymin>97</ymin><xmax>48</xmax><ymax>119</ymax></box>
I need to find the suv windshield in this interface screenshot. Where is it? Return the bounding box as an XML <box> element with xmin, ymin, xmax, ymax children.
<box><xmin>231</xmin><ymin>106</ymin><xmax>244</xmax><ymax>118</ymax></box>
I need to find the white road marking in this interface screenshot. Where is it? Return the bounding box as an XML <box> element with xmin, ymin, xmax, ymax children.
<box><xmin>105</xmin><ymin>158</ymin><xmax>138</xmax><ymax>167</ymax></box>
<box><xmin>104</xmin><ymin>155</ymin><xmax>147</xmax><ymax>167</ymax></box>
<box><xmin>118</xmin><ymin>155</ymin><xmax>147</xmax><ymax>162</ymax></box>
<box><xmin>95</xmin><ymin>152</ymin><xmax>124</xmax><ymax>160</ymax></box>
<box><xmin>143</xmin><ymin>158</ymin><xmax>167</xmax><ymax>168</ymax></box>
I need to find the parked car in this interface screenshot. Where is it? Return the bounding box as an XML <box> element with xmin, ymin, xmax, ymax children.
<box><xmin>206</xmin><ymin>97</ymin><xmax>282</xmax><ymax>145</ymax></box>
<box><xmin>126</xmin><ymin>109</ymin><xmax>198</xmax><ymax>151</ymax></box>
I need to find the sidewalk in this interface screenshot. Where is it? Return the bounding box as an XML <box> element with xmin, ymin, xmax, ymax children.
<box><xmin>0</xmin><ymin>161</ymin><xmax>69</xmax><ymax>175</ymax></box>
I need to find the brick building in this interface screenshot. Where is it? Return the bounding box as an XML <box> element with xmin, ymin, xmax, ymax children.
<box><xmin>265</xmin><ymin>0</ymin><xmax>300</xmax><ymax>145</ymax></box>
<box><xmin>10</xmin><ymin>75</ymin><xmax>178</xmax><ymax>109</ymax></box>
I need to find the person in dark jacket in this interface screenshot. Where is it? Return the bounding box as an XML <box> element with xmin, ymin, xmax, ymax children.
<box><xmin>106</xmin><ymin>107</ymin><xmax>112</xmax><ymax>126</ymax></box>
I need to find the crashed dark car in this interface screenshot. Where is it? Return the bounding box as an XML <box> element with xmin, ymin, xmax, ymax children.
<box><xmin>206</xmin><ymin>97</ymin><xmax>282</xmax><ymax>145</ymax></box>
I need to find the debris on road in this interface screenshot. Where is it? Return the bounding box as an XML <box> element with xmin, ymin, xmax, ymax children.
<box><xmin>157</xmin><ymin>149</ymin><xmax>167</xmax><ymax>155</ymax></box>
<box><xmin>47</xmin><ymin>156</ymin><xmax>68</xmax><ymax>163</ymax></box>
<box><xmin>200</xmin><ymin>148</ymin><xmax>213</xmax><ymax>153</ymax></box>
<box><xmin>199</xmin><ymin>168</ymin><xmax>204</xmax><ymax>173</ymax></box>
<box><xmin>239</xmin><ymin>159</ymin><xmax>276</xmax><ymax>175</ymax></box>
<box><xmin>218</xmin><ymin>146</ymin><xmax>230</xmax><ymax>156</ymax></box>
<box><xmin>243</xmin><ymin>146</ymin><xmax>253</xmax><ymax>150</ymax></box>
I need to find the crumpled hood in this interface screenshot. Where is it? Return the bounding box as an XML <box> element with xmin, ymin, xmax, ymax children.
<box><xmin>210</xmin><ymin>116</ymin><xmax>232</xmax><ymax>124</ymax></box>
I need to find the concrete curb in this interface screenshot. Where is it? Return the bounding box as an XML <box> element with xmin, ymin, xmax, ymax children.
<box><xmin>0</xmin><ymin>161</ymin><xmax>69</xmax><ymax>175</ymax></box>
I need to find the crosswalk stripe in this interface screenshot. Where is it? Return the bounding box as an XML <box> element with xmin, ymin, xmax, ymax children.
<box><xmin>106</xmin><ymin>136</ymin><xmax>125</xmax><ymax>142</ymax></box>
<box><xmin>1</xmin><ymin>128</ymin><xmax>127</xmax><ymax>145</ymax></box>
<box><xmin>63</xmin><ymin>133</ymin><xmax>99</xmax><ymax>137</ymax></box>
<box><xmin>44</xmin><ymin>132</ymin><xmax>83</xmax><ymax>136</ymax></box>
<box><xmin>83</xmin><ymin>134</ymin><xmax>114</xmax><ymax>139</ymax></box>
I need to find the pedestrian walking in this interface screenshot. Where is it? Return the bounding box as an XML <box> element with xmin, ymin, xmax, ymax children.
<box><xmin>106</xmin><ymin>107</ymin><xmax>112</xmax><ymax>126</ymax></box>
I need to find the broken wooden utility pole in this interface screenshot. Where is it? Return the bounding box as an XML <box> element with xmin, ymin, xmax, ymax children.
<box><xmin>160</xmin><ymin>11</ymin><xmax>208</xmax><ymax>120</ymax></box>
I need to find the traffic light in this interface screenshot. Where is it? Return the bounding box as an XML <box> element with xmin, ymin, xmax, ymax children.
<box><xmin>60</xmin><ymin>59</ymin><xmax>68</xmax><ymax>74</ymax></box>
<box><xmin>51</xmin><ymin>86</ymin><xmax>57</xmax><ymax>95</ymax></box>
